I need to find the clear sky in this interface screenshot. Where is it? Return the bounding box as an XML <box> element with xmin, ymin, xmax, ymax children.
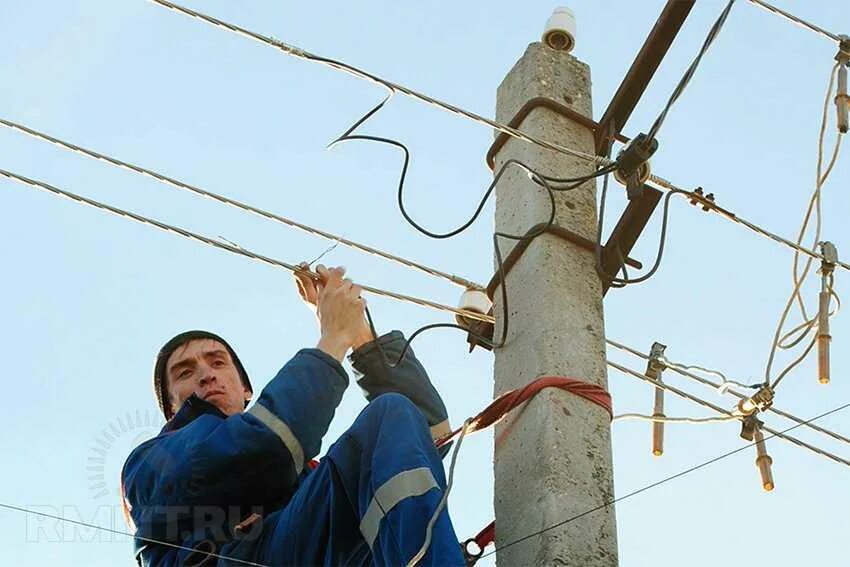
<box><xmin>0</xmin><ymin>1</ymin><xmax>848</xmax><ymax>566</ymax></box>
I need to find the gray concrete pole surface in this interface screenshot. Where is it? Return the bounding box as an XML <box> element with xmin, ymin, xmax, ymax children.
<box><xmin>492</xmin><ymin>42</ymin><xmax>618</xmax><ymax>566</ymax></box>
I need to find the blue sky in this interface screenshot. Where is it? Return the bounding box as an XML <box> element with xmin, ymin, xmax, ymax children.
<box><xmin>0</xmin><ymin>1</ymin><xmax>848</xmax><ymax>565</ymax></box>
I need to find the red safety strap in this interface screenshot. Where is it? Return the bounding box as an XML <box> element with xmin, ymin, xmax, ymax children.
<box><xmin>445</xmin><ymin>375</ymin><xmax>613</xmax><ymax>564</ymax></box>
<box><xmin>437</xmin><ymin>375</ymin><xmax>612</xmax><ymax>449</ymax></box>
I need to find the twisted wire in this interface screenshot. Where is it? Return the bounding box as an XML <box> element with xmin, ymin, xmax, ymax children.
<box><xmin>0</xmin><ymin>168</ymin><xmax>494</xmax><ymax>324</ymax></box>
<box><xmin>0</xmin><ymin>117</ymin><xmax>483</xmax><ymax>291</ymax></box>
<box><xmin>146</xmin><ymin>0</ymin><xmax>609</xmax><ymax>168</ymax></box>
<box><xmin>646</xmin><ymin>0</ymin><xmax>736</xmax><ymax>141</ymax></box>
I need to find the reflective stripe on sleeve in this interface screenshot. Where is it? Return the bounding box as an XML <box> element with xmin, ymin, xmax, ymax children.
<box><xmin>359</xmin><ymin>467</ymin><xmax>439</xmax><ymax>548</ymax></box>
<box><xmin>247</xmin><ymin>403</ymin><xmax>305</xmax><ymax>475</ymax></box>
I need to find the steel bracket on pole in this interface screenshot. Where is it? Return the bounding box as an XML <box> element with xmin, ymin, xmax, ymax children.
<box><xmin>600</xmin><ymin>184</ymin><xmax>663</xmax><ymax>293</ymax></box>
<box><xmin>485</xmin><ymin>97</ymin><xmax>629</xmax><ymax>171</ymax></box>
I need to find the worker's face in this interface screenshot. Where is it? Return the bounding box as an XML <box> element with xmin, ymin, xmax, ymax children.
<box><xmin>165</xmin><ymin>339</ymin><xmax>251</xmax><ymax>417</ymax></box>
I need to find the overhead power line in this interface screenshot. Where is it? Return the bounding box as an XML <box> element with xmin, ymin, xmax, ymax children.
<box><xmin>608</xmin><ymin>360</ymin><xmax>850</xmax><ymax>469</ymax></box>
<box><xmin>607</xmin><ymin>339</ymin><xmax>850</xmax><ymax>448</ymax></box>
<box><xmin>146</xmin><ymin>0</ymin><xmax>608</xmax><ymax>168</ymax></box>
<box><xmin>646</xmin><ymin>178</ymin><xmax>850</xmax><ymax>273</ymax></box>
<box><xmin>147</xmin><ymin>0</ymin><xmax>847</xmax><ymax>278</ymax></box>
<box><xmin>482</xmin><ymin>399</ymin><xmax>850</xmax><ymax>559</ymax></box>
<box><xmin>0</xmin><ymin>118</ymin><xmax>484</xmax><ymax>292</ymax></box>
<box><xmin>0</xmin><ymin>168</ymin><xmax>492</xmax><ymax>324</ymax></box>
<box><xmin>746</xmin><ymin>0</ymin><xmax>843</xmax><ymax>43</ymax></box>
<box><xmin>646</xmin><ymin>0</ymin><xmax>736</xmax><ymax>141</ymax></box>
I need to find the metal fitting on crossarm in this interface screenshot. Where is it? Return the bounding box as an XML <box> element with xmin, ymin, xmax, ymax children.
<box><xmin>646</xmin><ymin>342</ymin><xmax>667</xmax><ymax>456</ymax></box>
<box><xmin>818</xmin><ymin>242</ymin><xmax>838</xmax><ymax>384</ymax></box>
<box><xmin>614</xmin><ymin>133</ymin><xmax>658</xmax><ymax>200</ymax></box>
<box><xmin>687</xmin><ymin>187</ymin><xmax>716</xmax><ymax>212</ymax></box>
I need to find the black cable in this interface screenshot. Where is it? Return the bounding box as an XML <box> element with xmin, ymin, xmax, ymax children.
<box><xmin>480</xmin><ymin>399</ymin><xmax>850</xmax><ymax>560</ymax></box>
<box><xmin>332</xmin><ymin>97</ymin><xmax>613</xmax><ymax>366</ymax></box>
<box><xmin>646</xmin><ymin>0</ymin><xmax>737</xmax><ymax>141</ymax></box>
<box><xmin>594</xmin><ymin>169</ymin><xmax>689</xmax><ymax>287</ymax></box>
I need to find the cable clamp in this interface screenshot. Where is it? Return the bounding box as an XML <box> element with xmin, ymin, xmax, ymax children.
<box><xmin>646</xmin><ymin>342</ymin><xmax>667</xmax><ymax>379</ymax></box>
<box><xmin>739</xmin><ymin>413</ymin><xmax>764</xmax><ymax>442</ymax></box>
<box><xmin>819</xmin><ymin>241</ymin><xmax>839</xmax><ymax>275</ymax></box>
<box><xmin>687</xmin><ymin>187</ymin><xmax>716</xmax><ymax>212</ymax></box>
<box><xmin>737</xmin><ymin>384</ymin><xmax>774</xmax><ymax>417</ymax></box>
<box><xmin>614</xmin><ymin>133</ymin><xmax>658</xmax><ymax>200</ymax></box>
<box><xmin>836</xmin><ymin>35</ymin><xmax>850</xmax><ymax>63</ymax></box>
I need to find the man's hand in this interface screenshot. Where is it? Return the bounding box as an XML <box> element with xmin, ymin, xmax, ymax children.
<box><xmin>297</xmin><ymin>264</ymin><xmax>373</xmax><ymax>361</ymax></box>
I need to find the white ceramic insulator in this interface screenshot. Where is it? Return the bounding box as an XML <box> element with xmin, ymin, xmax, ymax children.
<box><xmin>456</xmin><ymin>289</ymin><xmax>493</xmax><ymax>328</ymax></box>
<box><xmin>543</xmin><ymin>7</ymin><xmax>577</xmax><ymax>52</ymax></box>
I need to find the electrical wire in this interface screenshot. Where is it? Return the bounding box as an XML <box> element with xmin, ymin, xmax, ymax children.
<box><xmin>656</xmin><ymin>355</ymin><xmax>762</xmax><ymax>395</ymax></box>
<box><xmin>146</xmin><ymin>0</ymin><xmax>609</xmax><ymax>168</ymax></box>
<box><xmin>146</xmin><ymin>0</ymin><xmax>850</xmax><ymax>286</ymax></box>
<box><xmin>595</xmin><ymin>172</ymin><xmax>690</xmax><ymax>287</ymax></box>
<box><xmin>613</xmin><ymin>412</ymin><xmax>740</xmax><ymax>425</ymax></box>
<box><xmin>481</xmin><ymin>399</ymin><xmax>850</xmax><ymax>559</ymax></box>
<box><xmin>645</xmin><ymin>173</ymin><xmax>850</xmax><ymax>273</ymax></box>
<box><xmin>646</xmin><ymin>0</ymin><xmax>737</xmax><ymax>141</ymax></box>
<box><xmin>746</xmin><ymin>0</ymin><xmax>842</xmax><ymax>43</ymax></box>
<box><xmin>607</xmin><ymin>338</ymin><xmax>850</xmax><ymax>447</ymax></box>
<box><xmin>0</xmin><ymin>502</ymin><xmax>270</xmax><ymax>567</ymax></box>
<box><xmin>596</xmin><ymin>0</ymin><xmax>735</xmax><ymax>288</ymax></box>
<box><xmin>609</xmin><ymin>360</ymin><xmax>850</xmax><ymax>468</ymax></box>
<box><xmin>330</xmin><ymin>95</ymin><xmax>613</xmax><ymax>365</ymax></box>
<box><xmin>0</xmin><ymin>167</ymin><xmax>494</xmax><ymax>324</ymax></box>
<box><xmin>0</xmin><ymin>117</ymin><xmax>484</xmax><ymax>292</ymax></box>
<box><xmin>764</xmin><ymin>63</ymin><xmax>845</xmax><ymax>386</ymax></box>
<box><xmin>407</xmin><ymin>419</ymin><xmax>471</xmax><ymax>567</ymax></box>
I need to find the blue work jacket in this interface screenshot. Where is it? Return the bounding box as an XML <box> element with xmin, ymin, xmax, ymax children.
<box><xmin>122</xmin><ymin>332</ymin><xmax>447</xmax><ymax>566</ymax></box>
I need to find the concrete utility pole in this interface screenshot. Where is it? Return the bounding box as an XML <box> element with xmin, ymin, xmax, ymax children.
<box><xmin>492</xmin><ymin>11</ymin><xmax>618</xmax><ymax>566</ymax></box>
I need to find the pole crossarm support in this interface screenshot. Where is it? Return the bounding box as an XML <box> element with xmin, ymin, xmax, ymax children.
<box><xmin>595</xmin><ymin>0</ymin><xmax>696</xmax><ymax>154</ymax></box>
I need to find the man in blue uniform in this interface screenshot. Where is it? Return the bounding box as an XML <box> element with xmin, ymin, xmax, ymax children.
<box><xmin>121</xmin><ymin>265</ymin><xmax>465</xmax><ymax>566</ymax></box>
